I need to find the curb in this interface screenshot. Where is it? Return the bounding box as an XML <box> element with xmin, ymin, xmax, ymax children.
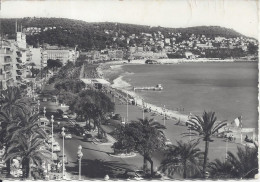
<box><xmin>109</xmin><ymin>153</ymin><xmax>137</xmax><ymax>158</ymax></box>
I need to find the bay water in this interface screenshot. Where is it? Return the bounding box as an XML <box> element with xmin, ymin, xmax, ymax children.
<box><xmin>116</xmin><ymin>62</ymin><xmax>258</xmax><ymax>129</ymax></box>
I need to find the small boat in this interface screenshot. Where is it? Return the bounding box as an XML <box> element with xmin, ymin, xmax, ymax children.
<box><xmin>133</xmin><ymin>84</ymin><xmax>163</xmax><ymax>91</ymax></box>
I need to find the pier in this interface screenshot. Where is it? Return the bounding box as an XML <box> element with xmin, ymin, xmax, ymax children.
<box><xmin>133</xmin><ymin>84</ymin><xmax>163</xmax><ymax>91</ymax></box>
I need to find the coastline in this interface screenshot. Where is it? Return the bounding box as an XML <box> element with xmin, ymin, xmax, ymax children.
<box><xmin>96</xmin><ymin>60</ymin><xmax>256</xmax><ymax>162</ymax></box>
<box><xmin>98</xmin><ymin>62</ymin><xmax>189</xmax><ymax>123</ymax></box>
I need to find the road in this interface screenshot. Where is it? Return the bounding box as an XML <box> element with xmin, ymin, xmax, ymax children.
<box><xmin>39</xmin><ymin>90</ymin><xmax>145</xmax><ymax>179</ymax></box>
<box><xmin>54</xmin><ymin>134</ymin><xmax>144</xmax><ymax>179</ymax></box>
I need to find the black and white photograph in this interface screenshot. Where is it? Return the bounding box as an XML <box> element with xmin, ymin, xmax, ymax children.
<box><xmin>0</xmin><ymin>0</ymin><xmax>259</xmax><ymax>180</ymax></box>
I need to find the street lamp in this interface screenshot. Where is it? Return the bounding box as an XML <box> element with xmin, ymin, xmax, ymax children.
<box><xmin>61</xmin><ymin>127</ymin><xmax>65</xmax><ymax>179</ymax></box>
<box><xmin>43</xmin><ymin>107</ymin><xmax>46</xmax><ymax>131</ymax></box>
<box><xmin>77</xmin><ymin>145</ymin><xmax>83</xmax><ymax>180</ymax></box>
<box><xmin>43</xmin><ymin>107</ymin><xmax>46</xmax><ymax>118</ymax></box>
<box><xmin>51</xmin><ymin>115</ymin><xmax>54</xmax><ymax>160</ymax></box>
<box><xmin>37</xmin><ymin>100</ymin><xmax>40</xmax><ymax>113</ymax></box>
<box><xmin>126</xmin><ymin>93</ymin><xmax>128</xmax><ymax>123</ymax></box>
<box><xmin>163</xmin><ymin>105</ymin><xmax>166</xmax><ymax>126</ymax></box>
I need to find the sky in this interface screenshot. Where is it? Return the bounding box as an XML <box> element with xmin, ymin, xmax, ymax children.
<box><xmin>0</xmin><ymin>0</ymin><xmax>259</xmax><ymax>39</ymax></box>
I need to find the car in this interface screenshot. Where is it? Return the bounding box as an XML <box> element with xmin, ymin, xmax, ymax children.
<box><xmin>58</xmin><ymin>154</ymin><xmax>68</xmax><ymax>164</ymax></box>
<box><xmin>120</xmin><ymin>170</ymin><xmax>144</xmax><ymax>180</ymax></box>
<box><xmin>165</xmin><ymin>139</ymin><xmax>172</xmax><ymax>146</ymax></box>
<box><xmin>83</xmin><ymin>133</ymin><xmax>93</xmax><ymax>142</ymax></box>
<box><xmin>64</xmin><ymin>134</ymin><xmax>72</xmax><ymax>139</ymax></box>
<box><xmin>62</xmin><ymin>115</ymin><xmax>69</xmax><ymax>119</ymax></box>
<box><xmin>47</xmin><ymin>137</ymin><xmax>55</xmax><ymax>144</ymax></box>
<box><xmin>53</xmin><ymin>142</ymin><xmax>61</xmax><ymax>152</ymax></box>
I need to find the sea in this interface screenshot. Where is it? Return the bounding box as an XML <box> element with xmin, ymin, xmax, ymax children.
<box><xmin>106</xmin><ymin>62</ymin><xmax>258</xmax><ymax>130</ymax></box>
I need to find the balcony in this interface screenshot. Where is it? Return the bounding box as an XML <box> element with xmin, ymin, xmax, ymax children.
<box><xmin>16</xmin><ymin>58</ymin><xmax>22</xmax><ymax>63</ymax></box>
<box><xmin>16</xmin><ymin>70</ymin><xmax>23</xmax><ymax>76</ymax></box>
<box><xmin>16</xmin><ymin>51</ymin><xmax>22</xmax><ymax>57</ymax></box>
<box><xmin>0</xmin><ymin>48</ymin><xmax>13</xmax><ymax>55</ymax></box>
<box><xmin>4</xmin><ymin>65</ymin><xmax>12</xmax><ymax>72</ymax></box>
<box><xmin>16</xmin><ymin>64</ymin><xmax>23</xmax><ymax>70</ymax></box>
<box><xmin>4</xmin><ymin>56</ymin><xmax>12</xmax><ymax>63</ymax></box>
<box><xmin>5</xmin><ymin>72</ymin><xmax>12</xmax><ymax>80</ymax></box>
<box><xmin>16</xmin><ymin>76</ymin><xmax>22</xmax><ymax>81</ymax></box>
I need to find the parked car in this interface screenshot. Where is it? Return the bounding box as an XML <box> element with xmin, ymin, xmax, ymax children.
<box><xmin>47</xmin><ymin>137</ymin><xmax>55</xmax><ymax>144</ymax></box>
<box><xmin>64</xmin><ymin>133</ymin><xmax>72</xmax><ymax>139</ymax></box>
<box><xmin>165</xmin><ymin>139</ymin><xmax>172</xmax><ymax>146</ymax></box>
<box><xmin>53</xmin><ymin>142</ymin><xmax>61</xmax><ymax>152</ymax></box>
<box><xmin>58</xmin><ymin>154</ymin><xmax>68</xmax><ymax>164</ymax></box>
<box><xmin>83</xmin><ymin>133</ymin><xmax>93</xmax><ymax>142</ymax></box>
<box><xmin>120</xmin><ymin>170</ymin><xmax>144</xmax><ymax>180</ymax></box>
<box><xmin>62</xmin><ymin>115</ymin><xmax>69</xmax><ymax>119</ymax></box>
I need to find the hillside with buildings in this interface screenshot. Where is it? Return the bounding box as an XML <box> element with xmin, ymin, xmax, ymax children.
<box><xmin>0</xmin><ymin>17</ymin><xmax>258</xmax><ymax>91</ymax></box>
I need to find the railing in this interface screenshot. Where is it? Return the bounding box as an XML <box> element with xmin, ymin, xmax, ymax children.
<box><xmin>4</xmin><ymin>56</ymin><xmax>12</xmax><ymax>63</ymax></box>
<box><xmin>4</xmin><ymin>65</ymin><xmax>12</xmax><ymax>71</ymax></box>
<box><xmin>16</xmin><ymin>71</ymin><xmax>22</xmax><ymax>75</ymax></box>
<box><xmin>16</xmin><ymin>76</ymin><xmax>22</xmax><ymax>81</ymax></box>
<box><xmin>16</xmin><ymin>51</ymin><xmax>22</xmax><ymax>57</ymax></box>
<box><xmin>16</xmin><ymin>64</ymin><xmax>23</xmax><ymax>70</ymax></box>
<box><xmin>16</xmin><ymin>58</ymin><xmax>22</xmax><ymax>63</ymax></box>
<box><xmin>0</xmin><ymin>49</ymin><xmax>13</xmax><ymax>54</ymax></box>
<box><xmin>5</xmin><ymin>73</ymin><xmax>12</xmax><ymax>80</ymax></box>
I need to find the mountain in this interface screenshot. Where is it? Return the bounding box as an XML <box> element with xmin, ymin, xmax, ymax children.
<box><xmin>0</xmin><ymin>17</ymin><xmax>248</xmax><ymax>50</ymax></box>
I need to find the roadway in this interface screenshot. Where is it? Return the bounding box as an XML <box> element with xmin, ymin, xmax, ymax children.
<box><xmin>39</xmin><ymin>91</ymin><xmax>145</xmax><ymax>179</ymax></box>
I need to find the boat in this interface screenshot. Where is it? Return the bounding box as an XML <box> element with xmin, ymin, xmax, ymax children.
<box><xmin>133</xmin><ymin>84</ymin><xmax>163</xmax><ymax>91</ymax></box>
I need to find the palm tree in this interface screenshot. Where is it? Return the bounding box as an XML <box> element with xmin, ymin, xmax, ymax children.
<box><xmin>208</xmin><ymin>159</ymin><xmax>235</xmax><ymax>179</ymax></box>
<box><xmin>1</xmin><ymin>86</ymin><xmax>29</xmax><ymax>117</ymax></box>
<box><xmin>227</xmin><ymin>146</ymin><xmax>258</xmax><ymax>179</ymax></box>
<box><xmin>6</xmin><ymin>113</ymin><xmax>48</xmax><ymax>143</ymax></box>
<box><xmin>4</xmin><ymin>132</ymin><xmax>52</xmax><ymax>179</ymax></box>
<box><xmin>185</xmin><ymin>111</ymin><xmax>227</xmax><ymax>177</ymax></box>
<box><xmin>131</xmin><ymin>117</ymin><xmax>166</xmax><ymax>176</ymax></box>
<box><xmin>159</xmin><ymin>140</ymin><xmax>203</xmax><ymax>178</ymax></box>
<box><xmin>0</xmin><ymin>87</ymin><xmax>30</xmax><ymax>175</ymax></box>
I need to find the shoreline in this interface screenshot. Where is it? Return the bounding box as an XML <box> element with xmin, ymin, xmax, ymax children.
<box><xmin>98</xmin><ymin>62</ymin><xmax>189</xmax><ymax>123</ymax></box>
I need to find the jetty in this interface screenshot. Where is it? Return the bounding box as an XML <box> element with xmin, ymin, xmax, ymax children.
<box><xmin>133</xmin><ymin>84</ymin><xmax>163</xmax><ymax>91</ymax></box>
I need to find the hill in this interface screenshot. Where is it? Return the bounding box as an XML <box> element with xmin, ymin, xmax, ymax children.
<box><xmin>0</xmin><ymin>17</ymin><xmax>248</xmax><ymax>50</ymax></box>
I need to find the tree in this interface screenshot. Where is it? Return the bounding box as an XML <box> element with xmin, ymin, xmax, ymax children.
<box><xmin>159</xmin><ymin>140</ymin><xmax>203</xmax><ymax>178</ymax></box>
<box><xmin>185</xmin><ymin>111</ymin><xmax>227</xmax><ymax>178</ymax></box>
<box><xmin>54</xmin><ymin>79</ymin><xmax>86</xmax><ymax>94</ymax></box>
<box><xmin>70</xmin><ymin>90</ymin><xmax>115</xmax><ymax>136</ymax></box>
<box><xmin>118</xmin><ymin>117</ymin><xmax>166</xmax><ymax>176</ymax></box>
<box><xmin>208</xmin><ymin>159</ymin><xmax>235</xmax><ymax>179</ymax></box>
<box><xmin>0</xmin><ymin>86</ymin><xmax>30</xmax><ymax>175</ymax></box>
<box><xmin>227</xmin><ymin>146</ymin><xmax>258</xmax><ymax>179</ymax></box>
<box><xmin>1</xmin><ymin>86</ymin><xmax>29</xmax><ymax>118</ymax></box>
<box><xmin>47</xmin><ymin>59</ymin><xmax>63</xmax><ymax>72</ymax></box>
<box><xmin>4</xmin><ymin>132</ymin><xmax>52</xmax><ymax>179</ymax></box>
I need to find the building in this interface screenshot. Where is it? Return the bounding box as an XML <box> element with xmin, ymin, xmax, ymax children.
<box><xmin>42</xmin><ymin>49</ymin><xmax>78</xmax><ymax>65</ymax></box>
<box><xmin>108</xmin><ymin>50</ymin><xmax>124</xmax><ymax>60</ymax></box>
<box><xmin>29</xmin><ymin>47</ymin><xmax>42</xmax><ymax>68</ymax></box>
<box><xmin>0</xmin><ymin>39</ymin><xmax>25</xmax><ymax>90</ymax></box>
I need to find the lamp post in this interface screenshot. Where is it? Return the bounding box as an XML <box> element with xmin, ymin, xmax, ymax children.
<box><xmin>61</xmin><ymin>127</ymin><xmax>65</xmax><ymax>179</ymax></box>
<box><xmin>37</xmin><ymin>100</ymin><xmax>40</xmax><ymax>113</ymax></box>
<box><xmin>77</xmin><ymin>145</ymin><xmax>83</xmax><ymax>180</ymax></box>
<box><xmin>43</xmin><ymin>107</ymin><xmax>46</xmax><ymax>131</ymax></box>
<box><xmin>126</xmin><ymin>93</ymin><xmax>128</xmax><ymax>123</ymax></box>
<box><xmin>43</xmin><ymin>107</ymin><xmax>46</xmax><ymax>118</ymax></box>
<box><xmin>163</xmin><ymin>105</ymin><xmax>166</xmax><ymax>126</ymax></box>
<box><xmin>51</xmin><ymin>115</ymin><xmax>54</xmax><ymax>160</ymax></box>
<box><xmin>142</xmin><ymin>99</ymin><xmax>144</xmax><ymax>120</ymax></box>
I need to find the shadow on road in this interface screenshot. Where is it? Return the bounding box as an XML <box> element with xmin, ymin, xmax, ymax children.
<box><xmin>67</xmin><ymin>159</ymin><xmax>135</xmax><ymax>179</ymax></box>
<box><xmin>82</xmin><ymin>146</ymin><xmax>112</xmax><ymax>155</ymax></box>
